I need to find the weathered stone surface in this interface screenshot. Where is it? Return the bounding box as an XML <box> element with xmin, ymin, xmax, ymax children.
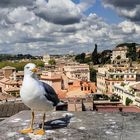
<box><xmin>0</xmin><ymin>102</ymin><xmax>30</xmax><ymax>118</ymax></box>
<box><xmin>0</xmin><ymin>111</ymin><xmax>140</xmax><ymax>140</ymax></box>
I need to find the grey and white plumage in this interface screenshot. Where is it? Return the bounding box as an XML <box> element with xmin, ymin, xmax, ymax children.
<box><xmin>19</xmin><ymin>63</ymin><xmax>61</xmax><ymax>135</ymax></box>
<box><xmin>20</xmin><ymin>63</ymin><xmax>60</xmax><ymax>112</ymax></box>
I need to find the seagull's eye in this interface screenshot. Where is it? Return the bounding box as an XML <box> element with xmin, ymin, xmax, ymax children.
<box><xmin>26</xmin><ymin>66</ymin><xmax>30</xmax><ymax>69</ymax></box>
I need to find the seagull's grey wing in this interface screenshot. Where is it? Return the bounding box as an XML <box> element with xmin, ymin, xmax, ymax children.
<box><xmin>41</xmin><ymin>81</ymin><xmax>60</xmax><ymax>106</ymax></box>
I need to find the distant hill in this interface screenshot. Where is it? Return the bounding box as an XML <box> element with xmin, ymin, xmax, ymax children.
<box><xmin>116</xmin><ymin>43</ymin><xmax>140</xmax><ymax>48</ymax></box>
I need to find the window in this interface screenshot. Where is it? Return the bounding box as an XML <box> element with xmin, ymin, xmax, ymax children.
<box><xmin>85</xmin><ymin>86</ymin><xmax>87</xmax><ymax>90</ymax></box>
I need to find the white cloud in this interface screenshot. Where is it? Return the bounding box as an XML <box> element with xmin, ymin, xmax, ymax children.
<box><xmin>119</xmin><ymin>21</ymin><xmax>136</xmax><ymax>33</ymax></box>
<box><xmin>8</xmin><ymin>7</ymin><xmax>36</xmax><ymax>24</ymax></box>
<box><xmin>34</xmin><ymin>0</ymin><xmax>81</xmax><ymax>25</ymax></box>
<box><xmin>102</xmin><ymin>0</ymin><xmax>140</xmax><ymax>22</ymax></box>
<box><xmin>0</xmin><ymin>0</ymin><xmax>139</xmax><ymax>55</ymax></box>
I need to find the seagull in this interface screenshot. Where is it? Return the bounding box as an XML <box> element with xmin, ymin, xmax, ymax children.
<box><xmin>19</xmin><ymin>63</ymin><xmax>60</xmax><ymax>135</ymax></box>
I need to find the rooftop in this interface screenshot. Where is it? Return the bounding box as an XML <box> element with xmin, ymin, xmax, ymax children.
<box><xmin>0</xmin><ymin>92</ymin><xmax>16</xmax><ymax>101</ymax></box>
<box><xmin>0</xmin><ymin>111</ymin><xmax>140</xmax><ymax>140</ymax></box>
<box><xmin>113</xmin><ymin>46</ymin><xmax>128</xmax><ymax>51</ymax></box>
<box><xmin>2</xmin><ymin>66</ymin><xmax>16</xmax><ymax>70</ymax></box>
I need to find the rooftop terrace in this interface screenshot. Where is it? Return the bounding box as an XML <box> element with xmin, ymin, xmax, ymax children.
<box><xmin>0</xmin><ymin>111</ymin><xmax>140</xmax><ymax>140</ymax></box>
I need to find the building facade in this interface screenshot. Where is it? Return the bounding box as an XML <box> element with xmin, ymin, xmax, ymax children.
<box><xmin>97</xmin><ymin>65</ymin><xmax>140</xmax><ymax>94</ymax></box>
<box><xmin>114</xmin><ymin>82</ymin><xmax>140</xmax><ymax>107</ymax></box>
<box><xmin>111</xmin><ymin>46</ymin><xmax>129</xmax><ymax>64</ymax></box>
<box><xmin>43</xmin><ymin>54</ymin><xmax>51</xmax><ymax>65</ymax></box>
<box><xmin>64</xmin><ymin>64</ymin><xmax>90</xmax><ymax>81</ymax></box>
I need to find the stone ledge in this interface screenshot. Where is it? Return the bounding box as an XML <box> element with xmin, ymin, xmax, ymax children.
<box><xmin>0</xmin><ymin>111</ymin><xmax>140</xmax><ymax>140</ymax></box>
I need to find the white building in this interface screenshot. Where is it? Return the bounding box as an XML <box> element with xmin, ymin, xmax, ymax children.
<box><xmin>97</xmin><ymin>65</ymin><xmax>140</xmax><ymax>94</ymax></box>
<box><xmin>43</xmin><ymin>54</ymin><xmax>51</xmax><ymax>65</ymax></box>
<box><xmin>64</xmin><ymin>64</ymin><xmax>90</xmax><ymax>81</ymax></box>
<box><xmin>111</xmin><ymin>46</ymin><xmax>129</xmax><ymax>64</ymax></box>
<box><xmin>114</xmin><ymin>82</ymin><xmax>140</xmax><ymax>107</ymax></box>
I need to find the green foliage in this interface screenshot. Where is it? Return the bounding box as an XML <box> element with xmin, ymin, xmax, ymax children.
<box><xmin>48</xmin><ymin>59</ymin><xmax>56</xmax><ymax>65</ymax></box>
<box><xmin>92</xmin><ymin>44</ymin><xmax>99</xmax><ymax>64</ymax></box>
<box><xmin>126</xmin><ymin>43</ymin><xmax>136</xmax><ymax>61</ymax></box>
<box><xmin>102</xmin><ymin>94</ymin><xmax>109</xmax><ymax>100</ymax></box>
<box><xmin>99</xmin><ymin>50</ymin><xmax>112</xmax><ymax>64</ymax></box>
<box><xmin>110</xmin><ymin>96</ymin><xmax>120</xmax><ymax>102</ymax></box>
<box><xmin>84</xmin><ymin>57</ymin><xmax>91</xmax><ymax>64</ymax></box>
<box><xmin>125</xmin><ymin>97</ymin><xmax>133</xmax><ymax>106</ymax></box>
<box><xmin>75</xmin><ymin>53</ymin><xmax>86</xmax><ymax>63</ymax></box>
<box><xmin>116</xmin><ymin>42</ymin><xmax>137</xmax><ymax>61</ymax></box>
<box><xmin>120</xmin><ymin>82</ymin><xmax>125</xmax><ymax>87</ymax></box>
<box><xmin>136</xmin><ymin>59</ymin><xmax>140</xmax><ymax>64</ymax></box>
<box><xmin>31</xmin><ymin>60</ymin><xmax>44</xmax><ymax>67</ymax></box>
<box><xmin>93</xmin><ymin>94</ymin><xmax>109</xmax><ymax>101</ymax></box>
<box><xmin>0</xmin><ymin>54</ymin><xmax>36</xmax><ymax>61</ymax></box>
<box><xmin>90</xmin><ymin>68</ymin><xmax>97</xmax><ymax>82</ymax></box>
<box><xmin>75</xmin><ymin>47</ymin><xmax>112</xmax><ymax>65</ymax></box>
<box><xmin>116</xmin><ymin>43</ymin><xmax>129</xmax><ymax>48</ymax></box>
<box><xmin>137</xmin><ymin>50</ymin><xmax>140</xmax><ymax>59</ymax></box>
<box><xmin>0</xmin><ymin>60</ymin><xmax>44</xmax><ymax>71</ymax></box>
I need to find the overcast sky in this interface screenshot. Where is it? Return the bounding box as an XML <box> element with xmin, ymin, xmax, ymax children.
<box><xmin>0</xmin><ymin>0</ymin><xmax>140</xmax><ymax>55</ymax></box>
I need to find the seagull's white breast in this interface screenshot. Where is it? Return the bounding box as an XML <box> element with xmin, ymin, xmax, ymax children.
<box><xmin>20</xmin><ymin>76</ymin><xmax>54</xmax><ymax>111</ymax></box>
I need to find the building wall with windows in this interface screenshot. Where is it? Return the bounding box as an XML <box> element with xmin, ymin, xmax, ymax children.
<box><xmin>97</xmin><ymin>65</ymin><xmax>139</xmax><ymax>94</ymax></box>
<box><xmin>97</xmin><ymin>68</ymin><xmax>107</xmax><ymax>94</ymax></box>
<box><xmin>114</xmin><ymin>82</ymin><xmax>140</xmax><ymax>107</ymax></box>
<box><xmin>64</xmin><ymin>64</ymin><xmax>90</xmax><ymax>81</ymax></box>
<box><xmin>111</xmin><ymin>46</ymin><xmax>128</xmax><ymax>62</ymax></box>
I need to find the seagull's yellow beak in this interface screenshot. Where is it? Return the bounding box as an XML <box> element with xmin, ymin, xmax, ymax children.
<box><xmin>31</xmin><ymin>68</ymin><xmax>38</xmax><ymax>73</ymax></box>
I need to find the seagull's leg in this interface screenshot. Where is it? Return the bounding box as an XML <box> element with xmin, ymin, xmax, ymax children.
<box><xmin>34</xmin><ymin>113</ymin><xmax>45</xmax><ymax>135</ymax></box>
<box><xmin>30</xmin><ymin>111</ymin><xmax>35</xmax><ymax>129</ymax></box>
<box><xmin>19</xmin><ymin>111</ymin><xmax>34</xmax><ymax>134</ymax></box>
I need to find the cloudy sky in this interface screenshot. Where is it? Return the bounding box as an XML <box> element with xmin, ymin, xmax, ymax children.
<box><xmin>0</xmin><ymin>0</ymin><xmax>140</xmax><ymax>55</ymax></box>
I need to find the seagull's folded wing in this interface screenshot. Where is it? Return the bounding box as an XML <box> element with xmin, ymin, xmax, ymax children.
<box><xmin>41</xmin><ymin>81</ymin><xmax>60</xmax><ymax>106</ymax></box>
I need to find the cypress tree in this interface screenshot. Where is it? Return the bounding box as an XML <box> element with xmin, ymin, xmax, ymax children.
<box><xmin>92</xmin><ymin>44</ymin><xmax>99</xmax><ymax>64</ymax></box>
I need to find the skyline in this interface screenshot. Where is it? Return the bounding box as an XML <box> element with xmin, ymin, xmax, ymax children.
<box><xmin>0</xmin><ymin>0</ymin><xmax>139</xmax><ymax>55</ymax></box>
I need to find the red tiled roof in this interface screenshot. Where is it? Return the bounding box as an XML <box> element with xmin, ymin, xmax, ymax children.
<box><xmin>5</xmin><ymin>87</ymin><xmax>20</xmax><ymax>92</ymax></box>
<box><xmin>0</xmin><ymin>92</ymin><xmax>16</xmax><ymax>100</ymax></box>
<box><xmin>0</xmin><ymin>78</ymin><xmax>22</xmax><ymax>85</ymax></box>
<box><xmin>2</xmin><ymin>66</ymin><xmax>16</xmax><ymax>70</ymax></box>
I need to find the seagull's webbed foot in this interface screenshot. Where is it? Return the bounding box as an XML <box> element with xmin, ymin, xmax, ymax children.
<box><xmin>34</xmin><ymin>129</ymin><xmax>45</xmax><ymax>135</ymax></box>
<box><xmin>19</xmin><ymin>111</ymin><xmax>34</xmax><ymax>134</ymax></box>
<box><xmin>33</xmin><ymin>112</ymin><xmax>46</xmax><ymax>135</ymax></box>
<box><xmin>19</xmin><ymin>128</ymin><xmax>33</xmax><ymax>134</ymax></box>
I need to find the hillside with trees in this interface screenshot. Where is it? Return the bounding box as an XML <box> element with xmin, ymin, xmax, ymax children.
<box><xmin>75</xmin><ymin>42</ymin><xmax>140</xmax><ymax>65</ymax></box>
<box><xmin>0</xmin><ymin>60</ymin><xmax>44</xmax><ymax>71</ymax></box>
<box><xmin>74</xmin><ymin>42</ymin><xmax>140</xmax><ymax>82</ymax></box>
<box><xmin>75</xmin><ymin>44</ymin><xmax>112</xmax><ymax>65</ymax></box>
<box><xmin>0</xmin><ymin>54</ymin><xmax>39</xmax><ymax>61</ymax></box>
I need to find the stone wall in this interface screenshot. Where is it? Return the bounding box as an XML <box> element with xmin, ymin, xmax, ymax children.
<box><xmin>0</xmin><ymin>111</ymin><xmax>140</xmax><ymax>140</ymax></box>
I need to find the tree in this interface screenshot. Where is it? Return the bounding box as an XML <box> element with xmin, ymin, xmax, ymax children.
<box><xmin>48</xmin><ymin>59</ymin><xmax>56</xmax><ymax>65</ymax></box>
<box><xmin>126</xmin><ymin>43</ymin><xmax>136</xmax><ymax>61</ymax></box>
<box><xmin>97</xmin><ymin>50</ymin><xmax>112</xmax><ymax>64</ymax></box>
<box><xmin>90</xmin><ymin>68</ymin><xmax>97</xmax><ymax>82</ymax></box>
<box><xmin>0</xmin><ymin>60</ymin><xmax>44</xmax><ymax>71</ymax></box>
<box><xmin>125</xmin><ymin>97</ymin><xmax>133</xmax><ymax>106</ymax></box>
<box><xmin>92</xmin><ymin>44</ymin><xmax>99</xmax><ymax>64</ymax></box>
<box><xmin>75</xmin><ymin>53</ymin><xmax>85</xmax><ymax>63</ymax></box>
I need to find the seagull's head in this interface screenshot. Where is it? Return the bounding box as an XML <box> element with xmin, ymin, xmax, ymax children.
<box><xmin>24</xmin><ymin>63</ymin><xmax>38</xmax><ymax>76</ymax></box>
